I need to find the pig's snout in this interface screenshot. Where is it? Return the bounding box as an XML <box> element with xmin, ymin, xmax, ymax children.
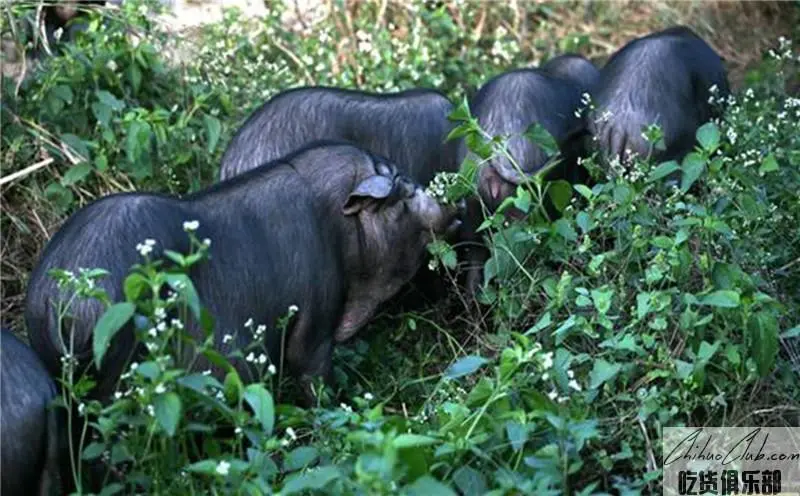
<box><xmin>441</xmin><ymin>198</ymin><xmax>466</xmax><ymax>237</ymax></box>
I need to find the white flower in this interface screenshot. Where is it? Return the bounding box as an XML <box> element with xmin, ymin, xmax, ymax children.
<box><xmin>542</xmin><ymin>372</ymin><xmax>550</xmax><ymax>381</ymax></box>
<box><xmin>234</xmin><ymin>427</ymin><xmax>242</xmax><ymax>435</ymax></box>
<box><xmin>286</xmin><ymin>427</ymin><xmax>297</xmax><ymax>440</ymax></box>
<box><xmin>136</xmin><ymin>242</ymin><xmax>153</xmax><ymax>257</ymax></box>
<box><xmin>202</xmin><ymin>369</ymin><xmax>212</xmax><ymax>376</ymax></box>
<box><xmin>280</xmin><ymin>438</ymin><xmax>290</xmax><ymax>447</ymax></box>
<box><xmin>567</xmin><ymin>369</ymin><xmax>575</xmax><ymax>379</ymax></box>
<box><xmin>130</xmin><ymin>362</ymin><xmax>139</xmax><ymax>371</ymax></box>
<box><xmin>255</xmin><ymin>325</ymin><xmax>266</xmax><ymax>338</ymax></box>
<box><xmin>245</xmin><ymin>352</ymin><xmax>256</xmax><ymax>363</ymax></box>
<box><xmin>244</xmin><ymin>318</ymin><xmax>254</xmax><ymax>328</ymax></box>
<box><xmin>114</xmin><ymin>392</ymin><xmax>123</xmax><ymax>400</ymax></box>
<box><xmin>215</xmin><ymin>460</ymin><xmax>230</xmax><ymax>476</ymax></box>
<box><xmin>78</xmin><ymin>403</ymin><xmax>86</xmax><ymax>416</ymax></box>
<box><xmin>568</xmin><ymin>379</ymin><xmax>582</xmax><ymax>392</ymax></box>
<box><xmin>288</xmin><ymin>305</ymin><xmax>299</xmax><ymax>313</ymax></box>
<box><xmin>182</xmin><ymin>220</ymin><xmax>200</xmax><ymax>232</ymax></box>
<box><xmin>170</xmin><ymin>319</ymin><xmax>183</xmax><ymax>330</ymax></box>
<box><xmin>106</xmin><ymin>60</ymin><xmax>117</xmax><ymax>72</ymax></box>
<box><xmin>155</xmin><ymin>383</ymin><xmax>166</xmax><ymax>394</ymax></box>
<box><xmin>157</xmin><ymin>322</ymin><xmax>167</xmax><ymax>332</ymax></box>
<box><xmin>541</xmin><ymin>352</ymin><xmax>554</xmax><ymax>370</ymax></box>
<box><xmin>154</xmin><ymin>307</ymin><xmax>167</xmax><ymax>320</ymax></box>
<box><xmin>203</xmin><ymin>238</ymin><xmax>211</xmax><ymax>246</ymax></box>
<box><xmin>364</xmin><ymin>392</ymin><xmax>374</xmax><ymax>401</ymax></box>
<box><xmin>340</xmin><ymin>403</ymin><xmax>353</xmax><ymax>413</ymax></box>
<box><xmin>547</xmin><ymin>390</ymin><xmax>558</xmax><ymax>401</ymax></box>
<box><xmin>148</xmin><ymin>327</ymin><xmax>157</xmax><ymax>338</ymax></box>
<box><xmin>267</xmin><ymin>364</ymin><xmax>277</xmax><ymax>375</ymax></box>
<box><xmin>257</xmin><ymin>354</ymin><xmax>267</xmax><ymax>364</ymax></box>
<box><xmin>147</xmin><ymin>405</ymin><xmax>155</xmax><ymax>416</ymax></box>
<box><xmin>53</xmin><ymin>27</ymin><xmax>63</xmax><ymax>41</ymax></box>
<box><xmin>222</xmin><ymin>334</ymin><xmax>233</xmax><ymax>344</ymax></box>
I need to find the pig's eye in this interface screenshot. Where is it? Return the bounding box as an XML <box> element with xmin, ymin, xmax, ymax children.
<box><xmin>376</xmin><ymin>162</ymin><xmax>393</xmax><ymax>176</ymax></box>
<box><xmin>397</xmin><ymin>176</ymin><xmax>416</xmax><ymax>198</ymax></box>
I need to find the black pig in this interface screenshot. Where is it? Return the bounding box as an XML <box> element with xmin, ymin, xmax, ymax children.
<box><xmin>541</xmin><ymin>53</ymin><xmax>601</xmax><ymax>94</ymax></box>
<box><xmin>587</xmin><ymin>25</ymin><xmax>730</xmax><ymax>166</ymax></box>
<box><xmin>25</xmin><ymin>142</ymin><xmax>461</xmax><ymax>406</ymax></box>
<box><xmin>219</xmin><ymin>87</ymin><xmax>460</xmax><ymax>186</ymax></box>
<box><xmin>455</xmin><ymin>68</ymin><xmax>590</xmax><ymax>294</ymax></box>
<box><xmin>1</xmin><ymin>328</ymin><xmax>64</xmax><ymax>496</ymax></box>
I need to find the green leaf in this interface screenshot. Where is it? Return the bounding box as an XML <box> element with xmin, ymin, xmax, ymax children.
<box><xmin>204</xmin><ymin>115</ymin><xmax>222</xmax><ymax>154</ymax></box>
<box><xmin>81</xmin><ymin>442</ymin><xmax>105</xmax><ymax>461</ymax></box>
<box><xmin>444</xmin><ymin>355</ymin><xmax>488</xmax><ymax>379</ymax></box>
<box><xmin>177</xmin><ymin>373</ymin><xmax>224</xmax><ymax>395</ymax></box>
<box><xmin>650</xmin><ymin>236</ymin><xmax>673</xmax><ymax>250</ymax></box>
<box><xmin>547</xmin><ymin>180</ymin><xmax>572</xmax><ymax>213</ymax></box>
<box><xmin>135</xmin><ymin>361</ymin><xmax>160</xmax><ymax>380</ymax></box>
<box><xmin>123</xmin><ymin>273</ymin><xmax>149</xmax><ymax>302</ymax></box>
<box><xmin>505</xmin><ymin>421</ymin><xmax>528</xmax><ymax>452</ymax></box>
<box><xmin>223</xmin><ymin>371</ymin><xmax>244</xmax><ymax>404</ymax></box>
<box><xmin>554</xmin><ymin>218</ymin><xmax>577</xmax><ymax>241</ymax></box>
<box><xmin>283</xmin><ymin>446</ymin><xmax>319</xmax><ymax>472</ymax></box>
<box><xmin>93</xmin><ymin>302</ymin><xmax>135</xmax><ymax>370</ymax></box>
<box><xmin>675</xmin><ymin>360</ymin><xmax>693</xmax><ymax>380</ymax></box>
<box><xmin>725</xmin><ymin>344</ymin><xmax>741</xmax><ymax>366</ymax></box>
<box><xmin>574</xmin><ymin>184</ymin><xmax>593</xmax><ymax>200</ymax></box>
<box><xmin>393</xmin><ymin>434</ymin><xmax>438</xmax><ymax>449</ymax></box>
<box><xmin>696</xmin><ymin>341</ymin><xmax>720</xmax><ymax>365</ymax></box>
<box><xmin>128</xmin><ymin>63</ymin><xmax>142</xmax><ymax>94</ymax></box>
<box><xmin>186</xmin><ymin>460</ymin><xmax>219</xmax><ymax>475</ymax></box>
<box><xmin>92</xmin><ymin>102</ymin><xmax>112</xmax><ymax>128</ymax></box>
<box><xmin>525</xmin><ymin>123</ymin><xmax>559</xmax><ymax>157</ymax></box>
<box><xmin>613</xmin><ymin>183</ymin><xmax>632</xmax><ymax>204</ymax></box>
<box><xmin>748</xmin><ymin>312</ymin><xmax>778</xmax><ymax>376</ymax></box>
<box><xmin>758</xmin><ymin>153</ymin><xmax>779</xmax><ymax>174</ymax></box>
<box><xmin>513</xmin><ymin>186</ymin><xmax>531</xmax><ymax>213</ymax></box>
<box><xmin>61</xmin><ymin>133</ymin><xmax>90</xmax><ymax>161</ymax></box>
<box><xmin>452</xmin><ymin>467</ymin><xmax>487</xmax><ymax>496</ymax></box>
<box><xmin>647</xmin><ymin>160</ymin><xmax>680</xmax><ymax>182</ymax></box>
<box><xmin>699</xmin><ymin>290</ymin><xmax>740</xmax><ymax>308</ymax></box>
<box><xmin>525</xmin><ymin>312</ymin><xmax>551</xmax><ymax>335</ymax></box>
<box><xmin>681</xmin><ymin>153</ymin><xmax>706</xmax><ymax>192</ymax></box>
<box><xmin>711</xmin><ymin>262</ymin><xmax>739</xmax><ymax>290</ymax></box>
<box><xmin>590</xmin><ymin>287</ymin><xmax>613</xmax><ymax>315</ymax></box>
<box><xmin>404</xmin><ymin>475</ymin><xmax>457</xmax><ymax>496</ymax></box>
<box><xmin>243</xmin><ymin>384</ymin><xmax>274</xmax><ymax>436</ymax></box>
<box><xmin>165</xmin><ymin>274</ymin><xmax>202</xmax><ymax>320</ymax></box>
<box><xmin>98</xmin><ymin>483</ymin><xmax>124</xmax><ymax>496</ymax></box>
<box><xmin>96</xmin><ymin>90</ymin><xmax>125</xmax><ymax>110</ymax></box>
<box><xmin>447</xmin><ymin>97</ymin><xmax>472</xmax><ymax>123</ymax></box>
<box><xmin>588</xmin><ymin>359</ymin><xmax>621</xmax><ymax>390</ymax></box>
<box><xmin>553</xmin><ymin>315</ymin><xmax>578</xmax><ymax>345</ymax></box>
<box><xmin>696</xmin><ymin>122</ymin><xmax>720</xmax><ymax>153</ymax></box>
<box><xmin>576</xmin><ymin>211</ymin><xmax>592</xmax><ymax>234</ymax></box>
<box><xmin>281</xmin><ymin>466</ymin><xmax>341</xmax><ymax>495</ymax></box>
<box><xmin>61</xmin><ymin>162</ymin><xmax>93</xmax><ymax>187</ymax></box>
<box><xmin>780</xmin><ymin>325</ymin><xmax>800</xmax><ymax>338</ymax></box>
<box><xmin>53</xmin><ymin>85</ymin><xmax>74</xmax><ymax>104</ymax></box>
<box><xmin>154</xmin><ymin>392</ymin><xmax>182</xmax><ymax>437</ymax></box>
<box><xmin>47</xmin><ymin>91</ymin><xmax>65</xmax><ymax>115</ymax></box>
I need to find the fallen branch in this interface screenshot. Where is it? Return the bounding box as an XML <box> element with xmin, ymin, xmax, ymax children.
<box><xmin>0</xmin><ymin>158</ymin><xmax>54</xmax><ymax>187</ymax></box>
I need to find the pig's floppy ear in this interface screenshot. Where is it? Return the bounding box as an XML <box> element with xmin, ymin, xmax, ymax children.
<box><xmin>342</xmin><ymin>175</ymin><xmax>394</xmax><ymax>215</ymax></box>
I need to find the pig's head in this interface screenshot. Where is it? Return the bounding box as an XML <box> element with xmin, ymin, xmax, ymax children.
<box><xmin>334</xmin><ymin>156</ymin><xmax>463</xmax><ymax>343</ymax></box>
